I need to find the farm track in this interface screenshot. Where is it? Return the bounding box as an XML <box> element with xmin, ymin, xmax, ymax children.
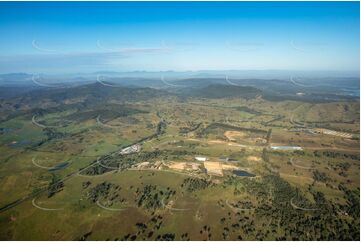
<box><xmin>289</xmin><ymin>158</ymin><xmax>314</xmax><ymax>170</ymax></box>
<box><xmin>0</xmin><ymin>120</ymin><xmax>166</xmax><ymax>214</ymax></box>
<box><xmin>225</xmin><ymin>199</ymin><xmax>255</xmax><ymax>212</ymax></box>
<box><xmin>31</xmin><ymin>198</ymin><xmax>64</xmax><ymax>211</ymax></box>
<box><xmin>0</xmin><ymin>159</ymin><xmax>98</xmax><ymax>213</ymax></box>
<box><xmin>290</xmin><ymin>197</ymin><xmax>319</xmax><ymax>211</ymax></box>
<box><xmin>96</xmin><ymin>156</ymin><xmax>120</xmax><ymax>170</ymax></box>
<box><xmin>161</xmin><ymin>198</ymin><xmax>191</xmax><ymax>212</ymax></box>
<box><xmin>32</xmin><ymin>115</ymin><xmax>73</xmax><ymax>129</ymax></box>
<box><xmin>95</xmin><ymin>200</ymin><xmax>127</xmax><ymax>211</ymax></box>
<box><xmin>32</xmin><ymin>157</ymin><xmax>71</xmax><ymax>170</ymax></box>
<box><xmin>32</xmin><ymin>115</ymin><xmax>46</xmax><ymax>128</ymax></box>
<box><xmin>96</xmin><ymin>115</ymin><xmax>121</xmax><ymax>129</ymax></box>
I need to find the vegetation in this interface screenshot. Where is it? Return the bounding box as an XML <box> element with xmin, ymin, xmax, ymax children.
<box><xmin>181</xmin><ymin>178</ymin><xmax>211</xmax><ymax>192</ymax></box>
<box><xmin>0</xmin><ymin>81</ymin><xmax>358</xmax><ymax>240</ymax></box>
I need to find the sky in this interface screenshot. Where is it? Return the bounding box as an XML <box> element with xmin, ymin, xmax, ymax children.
<box><xmin>0</xmin><ymin>1</ymin><xmax>359</xmax><ymax>74</ymax></box>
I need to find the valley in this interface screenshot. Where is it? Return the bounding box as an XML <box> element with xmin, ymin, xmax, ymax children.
<box><xmin>0</xmin><ymin>81</ymin><xmax>359</xmax><ymax>240</ymax></box>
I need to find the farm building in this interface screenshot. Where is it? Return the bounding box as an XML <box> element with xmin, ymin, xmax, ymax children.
<box><xmin>270</xmin><ymin>146</ymin><xmax>302</xmax><ymax>151</ymax></box>
<box><xmin>194</xmin><ymin>156</ymin><xmax>207</xmax><ymax>162</ymax></box>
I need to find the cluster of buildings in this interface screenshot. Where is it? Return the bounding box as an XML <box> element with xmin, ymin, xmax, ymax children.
<box><xmin>195</xmin><ymin>156</ymin><xmax>238</xmax><ymax>177</ymax></box>
<box><xmin>194</xmin><ymin>156</ymin><xmax>207</xmax><ymax>162</ymax></box>
<box><xmin>120</xmin><ymin>144</ymin><xmax>141</xmax><ymax>155</ymax></box>
<box><xmin>270</xmin><ymin>146</ymin><xmax>303</xmax><ymax>151</ymax></box>
<box><xmin>132</xmin><ymin>160</ymin><xmax>163</xmax><ymax>170</ymax></box>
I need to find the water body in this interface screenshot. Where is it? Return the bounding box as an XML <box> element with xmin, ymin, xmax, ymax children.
<box><xmin>0</xmin><ymin>127</ymin><xmax>15</xmax><ymax>135</ymax></box>
<box><xmin>233</xmin><ymin>170</ymin><xmax>256</xmax><ymax>177</ymax></box>
<box><xmin>48</xmin><ymin>162</ymin><xmax>69</xmax><ymax>172</ymax></box>
<box><xmin>8</xmin><ymin>140</ymin><xmax>32</xmax><ymax>148</ymax></box>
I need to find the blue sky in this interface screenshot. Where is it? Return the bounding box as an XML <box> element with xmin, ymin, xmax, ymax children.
<box><xmin>0</xmin><ymin>1</ymin><xmax>359</xmax><ymax>74</ymax></box>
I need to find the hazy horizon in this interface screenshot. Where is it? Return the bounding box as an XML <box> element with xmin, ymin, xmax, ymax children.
<box><xmin>0</xmin><ymin>2</ymin><xmax>360</xmax><ymax>241</ymax></box>
<box><xmin>0</xmin><ymin>1</ymin><xmax>359</xmax><ymax>74</ymax></box>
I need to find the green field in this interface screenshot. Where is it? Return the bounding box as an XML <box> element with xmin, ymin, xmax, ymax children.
<box><xmin>0</xmin><ymin>86</ymin><xmax>359</xmax><ymax>240</ymax></box>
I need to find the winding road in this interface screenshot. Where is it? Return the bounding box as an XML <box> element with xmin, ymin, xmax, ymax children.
<box><xmin>225</xmin><ymin>199</ymin><xmax>255</xmax><ymax>212</ymax></box>
<box><xmin>161</xmin><ymin>198</ymin><xmax>190</xmax><ymax>212</ymax></box>
<box><xmin>32</xmin><ymin>157</ymin><xmax>71</xmax><ymax>170</ymax></box>
<box><xmin>96</xmin><ymin>200</ymin><xmax>127</xmax><ymax>211</ymax></box>
<box><xmin>290</xmin><ymin>197</ymin><xmax>319</xmax><ymax>211</ymax></box>
<box><xmin>290</xmin><ymin>158</ymin><xmax>314</xmax><ymax>170</ymax></box>
<box><xmin>32</xmin><ymin>115</ymin><xmax>72</xmax><ymax>129</ymax></box>
<box><xmin>31</xmin><ymin>198</ymin><xmax>64</xmax><ymax>211</ymax></box>
<box><xmin>96</xmin><ymin>115</ymin><xmax>121</xmax><ymax>129</ymax></box>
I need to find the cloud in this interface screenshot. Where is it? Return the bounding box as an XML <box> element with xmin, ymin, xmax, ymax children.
<box><xmin>0</xmin><ymin>51</ymin><xmax>129</xmax><ymax>73</ymax></box>
<box><xmin>0</xmin><ymin>39</ymin><xmax>181</xmax><ymax>73</ymax></box>
<box><xmin>96</xmin><ymin>40</ymin><xmax>172</xmax><ymax>54</ymax></box>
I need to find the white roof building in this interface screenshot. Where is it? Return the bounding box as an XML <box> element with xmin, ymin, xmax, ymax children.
<box><xmin>194</xmin><ymin>156</ymin><xmax>207</xmax><ymax>162</ymax></box>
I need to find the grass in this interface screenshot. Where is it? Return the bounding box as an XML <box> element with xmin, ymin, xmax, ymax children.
<box><xmin>0</xmin><ymin>96</ymin><xmax>359</xmax><ymax>240</ymax></box>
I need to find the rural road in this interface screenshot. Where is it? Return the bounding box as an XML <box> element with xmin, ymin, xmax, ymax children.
<box><xmin>96</xmin><ymin>200</ymin><xmax>127</xmax><ymax>211</ymax></box>
<box><xmin>0</xmin><ymin>158</ymin><xmax>99</xmax><ymax>214</ymax></box>
<box><xmin>290</xmin><ymin>158</ymin><xmax>314</xmax><ymax>170</ymax></box>
<box><xmin>161</xmin><ymin>198</ymin><xmax>190</xmax><ymax>212</ymax></box>
<box><xmin>32</xmin><ymin>115</ymin><xmax>73</xmax><ymax>128</ymax></box>
<box><xmin>225</xmin><ymin>199</ymin><xmax>255</xmax><ymax>212</ymax></box>
<box><xmin>96</xmin><ymin>115</ymin><xmax>121</xmax><ymax>129</ymax></box>
<box><xmin>32</xmin><ymin>198</ymin><xmax>64</xmax><ymax>211</ymax></box>
<box><xmin>290</xmin><ymin>197</ymin><xmax>319</xmax><ymax>211</ymax></box>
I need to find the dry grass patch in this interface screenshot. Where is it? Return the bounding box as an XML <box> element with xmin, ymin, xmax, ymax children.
<box><xmin>224</xmin><ymin>131</ymin><xmax>246</xmax><ymax>141</ymax></box>
<box><xmin>247</xmin><ymin>156</ymin><xmax>262</xmax><ymax>162</ymax></box>
<box><xmin>204</xmin><ymin>161</ymin><xmax>223</xmax><ymax>176</ymax></box>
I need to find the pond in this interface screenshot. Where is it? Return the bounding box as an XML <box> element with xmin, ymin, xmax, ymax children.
<box><xmin>7</xmin><ymin>140</ymin><xmax>32</xmax><ymax>148</ymax></box>
<box><xmin>48</xmin><ymin>162</ymin><xmax>70</xmax><ymax>171</ymax></box>
<box><xmin>0</xmin><ymin>127</ymin><xmax>15</xmax><ymax>135</ymax></box>
<box><xmin>232</xmin><ymin>170</ymin><xmax>256</xmax><ymax>177</ymax></box>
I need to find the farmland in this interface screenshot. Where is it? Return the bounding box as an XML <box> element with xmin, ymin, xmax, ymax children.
<box><xmin>0</xmin><ymin>82</ymin><xmax>359</xmax><ymax>240</ymax></box>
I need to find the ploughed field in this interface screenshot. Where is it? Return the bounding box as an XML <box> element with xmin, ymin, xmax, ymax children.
<box><xmin>0</xmin><ymin>84</ymin><xmax>359</xmax><ymax>240</ymax></box>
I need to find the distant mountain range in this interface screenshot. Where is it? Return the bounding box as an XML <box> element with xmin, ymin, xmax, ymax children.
<box><xmin>0</xmin><ymin>69</ymin><xmax>359</xmax><ymax>84</ymax></box>
<box><xmin>0</xmin><ymin>71</ymin><xmax>359</xmax><ymax>100</ymax></box>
